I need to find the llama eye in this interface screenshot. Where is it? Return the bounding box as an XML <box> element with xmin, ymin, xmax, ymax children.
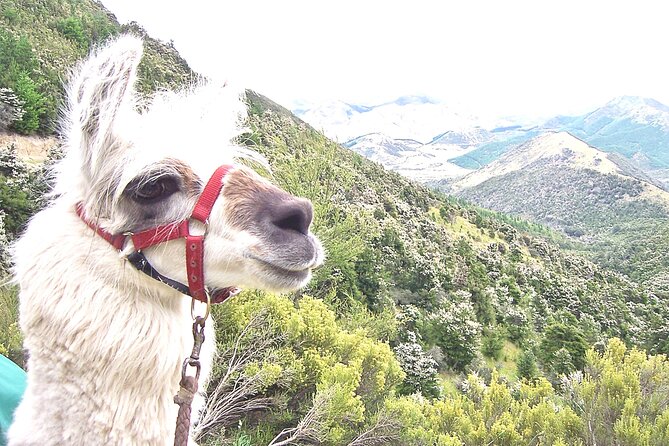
<box><xmin>132</xmin><ymin>177</ymin><xmax>178</xmax><ymax>203</ymax></box>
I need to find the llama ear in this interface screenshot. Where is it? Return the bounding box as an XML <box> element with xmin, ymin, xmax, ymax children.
<box><xmin>67</xmin><ymin>35</ymin><xmax>143</xmax><ymax>183</ymax></box>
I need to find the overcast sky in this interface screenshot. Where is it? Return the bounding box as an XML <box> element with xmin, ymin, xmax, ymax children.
<box><xmin>101</xmin><ymin>0</ymin><xmax>669</xmax><ymax>118</ymax></box>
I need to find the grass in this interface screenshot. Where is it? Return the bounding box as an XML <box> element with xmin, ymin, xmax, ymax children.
<box><xmin>484</xmin><ymin>341</ymin><xmax>521</xmax><ymax>382</ymax></box>
<box><xmin>437</xmin><ymin>341</ymin><xmax>522</xmax><ymax>398</ymax></box>
<box><xmin>439</xmin><ymin>370</ymin><xmax>461</xmax><ymax>397</ymax></box>
<box><xmin>429</xmin><ymin>207</ymin><xmax>505</xmax><ymax>249</ymax></box>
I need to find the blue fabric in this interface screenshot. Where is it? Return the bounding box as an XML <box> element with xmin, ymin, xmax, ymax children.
<box><xmin>0</xmin><ymin>355</ymin><xmax>26</xmax><ymax>446</ymax></box>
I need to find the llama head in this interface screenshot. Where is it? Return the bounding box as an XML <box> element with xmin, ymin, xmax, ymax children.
<box><xmin>58</xmin><ymin>35</ymin><xmax>324</xmax><ymax>293</ymax></box>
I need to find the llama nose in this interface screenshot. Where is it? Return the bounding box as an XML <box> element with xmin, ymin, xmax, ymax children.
<box><xmin>270</xmin><ymin>198</ymin><xmax>313</xmax><ymax>236</ymax></box>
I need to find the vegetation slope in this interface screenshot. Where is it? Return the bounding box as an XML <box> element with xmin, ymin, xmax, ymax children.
<box><xmin>1</xmin><ymin>1</ymin><xmax>669</xmax><ymax>444</ymax></box>
<box><xmin>454</xmin><ymin>133</ymin><xmax>669</xmax><ymax>286</ymax></box>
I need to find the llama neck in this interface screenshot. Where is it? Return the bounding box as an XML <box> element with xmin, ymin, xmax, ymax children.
<box><xmin>12</xmin><ymin>202</ymin><xmax>200</xmax><ymax>444</ymax></box>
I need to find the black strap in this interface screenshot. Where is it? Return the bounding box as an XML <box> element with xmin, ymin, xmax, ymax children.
<box><xmin>127</xmin><ymin>251</ymin><xmax>192</xmax><ymax>296</ymax></box>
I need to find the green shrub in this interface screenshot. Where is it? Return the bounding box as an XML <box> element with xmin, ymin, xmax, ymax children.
<box><xmin>55</xmin><ymin>17</ymin><xmax>88</xmax><ymax>49</ymax></box>
<box><xmin>539</xmin><ymin>318</ymin><xmax>588</xmax><ymax>374</ymax></box>
<box><xmin>0</xmin><ymin>144</ymin><xmax>36</xmax><ymax>236</ymax></box>
<box><xmin>0</xmin><ymin>286</ymin><xmax>23</xmax><ymax>367</ymax></box>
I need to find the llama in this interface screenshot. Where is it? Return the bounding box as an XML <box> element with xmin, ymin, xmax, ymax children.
<box><xmin>7</xmin><ymin>35</ymin><xmax>324</xmax><ymax>445</ymax></box>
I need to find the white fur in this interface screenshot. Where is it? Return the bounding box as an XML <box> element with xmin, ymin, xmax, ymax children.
<box><xmin>8</xmin><ymin>35</ymin><xmax>322</xmax><ymax>445</ymax></box>
<box><xmin>9</xmin><ymin>202</ymin><xmax>213</xmax><ymax>445</ymax></box>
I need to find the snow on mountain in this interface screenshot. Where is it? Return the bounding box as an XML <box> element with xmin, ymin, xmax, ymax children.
<box><xmin>587</xmin><ymin>96</ymin><xmax>669</xmax><ymax>129</ymax></box>
<box><xmin>426</xmin><ymin>127</ymin><xmax>494</xmax><ymax>151</ymax></box>
<box><xmin>395</xmin><ymin>145</ymin><xmax>473</xmax><ymax>183</ymax></box>
<box><xmin>344</xmin><ymin>133</ymin><xmax>422</xmax><ymax>165</ymax></box>
<box><xmin>294</xmin><ymin>96</ymin><xmax>491</xmax><ymax>143</ymax></box>
<box><xmin>296</xmin><ymin>95</ymin><xmax>669</xmax><ymax>188</ymax></box>
<box><xmin>294</xmin><ymin>100</ymin><xmax>364</xmax><ymax>142</ymax></box>
<box><xmin>294</xmin><ymin>96</ymin><xmax>518</xmax><ymax>182</ymax></box>
<box><xmin>345</xmin><ymin>132</ymin><xmax>473</xmax><ymax>183</ymax></box>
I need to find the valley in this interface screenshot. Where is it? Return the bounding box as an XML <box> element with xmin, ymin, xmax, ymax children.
<box><xmin>297</xmin><ymin>95</ymin><xmax>669</xmax><ymax>285</ymax></box>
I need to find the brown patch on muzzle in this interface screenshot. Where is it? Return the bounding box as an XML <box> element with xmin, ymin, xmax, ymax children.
<box><xmin>222</xmin><ymin>167</ymin><xmax>314</xmax><ymax>238</ymax></box>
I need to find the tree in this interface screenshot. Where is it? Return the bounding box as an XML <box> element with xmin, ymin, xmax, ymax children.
<box><xmin>12</xmin><ymin>73</ymin><xmax>45</xmax><ymax>134</ymax></box>
<box><xmin>0</xmin><ymin>88</ymin><xmax>24</xmax><ymax>131</ymax></box>
<box><xmin>0</xmin><ymin>32</ymin><xmax>37</xmax><ymax>87</ymax></box>
<box><xmin>481</xmin><ymin>327</ymin><xmax>505</xmax><ymax>360</ymax></box>
<box><xmin>394</xmin><ymin>339</ymin><xmax>440</xmax><ymax>398</ymax></box>
<box><xmin>516</xmin><ymin>349</ymin><xmax>539</xmax><ymax>380</ymax></box>
<box><xmin>0</xmin><ymin>210</ymin><xmax>11</xmax><ymax>275</ymax></box>
<box><xmin>539</xmin><ymin>318</ymin><xmax>588</xmax><ymax>374</ymax></box>
<box><xmin>0</xmin><ymin>144</ymin><xmax>35</xmax><ymax>237</ymax></box>
<box><xmin>425</xmin><ymin>293</ymin><xmax>482</xmax><ymax>372</ymax></box>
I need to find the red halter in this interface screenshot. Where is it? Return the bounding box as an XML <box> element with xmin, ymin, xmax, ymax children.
<box><xmin>76</xmin><ymin>165</ymin><xmax>239</xmax><ymax>304</ymax></box>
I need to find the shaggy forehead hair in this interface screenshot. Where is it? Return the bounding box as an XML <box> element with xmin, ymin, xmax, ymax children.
<box><xmin>52</xmin><ymin>35</ymin><xmax>265</xmax><ymax>212</ymax></box>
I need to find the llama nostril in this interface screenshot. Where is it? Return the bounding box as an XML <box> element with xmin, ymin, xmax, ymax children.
<box><xmin>270</xmin><ymin>199</ymin><xmax>313</xmax><ymax>236</ymax></box>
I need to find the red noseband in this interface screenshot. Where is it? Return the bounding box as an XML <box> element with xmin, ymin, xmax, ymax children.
<box><xmin>76</xmin><ymin>165</ymin><xmax>239</xmax><ymax>304</ymax></box>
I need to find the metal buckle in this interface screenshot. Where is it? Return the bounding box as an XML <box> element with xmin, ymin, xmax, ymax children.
<box><xmin>190</xmin><ymin>289</ymin><xmax>211</xmax><ymax>321</ymax></box>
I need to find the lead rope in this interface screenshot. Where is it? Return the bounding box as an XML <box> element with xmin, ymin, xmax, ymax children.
<box><xmin>174</xmin><ymin>296</ymin><xmax>210</xmax><ymax>446</ymax></box>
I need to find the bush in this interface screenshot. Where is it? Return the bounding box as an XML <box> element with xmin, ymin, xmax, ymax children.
<box><xmin>0</xmin><ymin>144</ymin><xmax>36</xmax><ymax>236</ymax></box>
<box><xmin>0</xmin><ymin>87</ymin><xmax>24</xmax><ymax>131</ymax></box>
<box><xmin>56</xmin><ymin>17</ymin><xmax>88</xmax><ymax>49</ymax></box>
<box><xmin>0</xmin><ymin>174</ymin><xmax>33</xmax><ymax>236</ymax></box>
<box><xmin>425</xmin><ymin>294</ymin><xmax>482</xmax><ymax>372</ymax></box>
<box><xmin>562</xmin><ymin>338</ymin><xmax>669</xmax><ymax>445</ymax></box>
<box><xmin>0</xmin><ymin>286</ymin><xmax>23</xmax><ymax>367</ymax></box>
<box><xmin>0</xmin><ymin>32</ymin><xmax>37</xmax><ymax>88</ymax></box>
<box><xmin>394</xmin><ymin>340</ymin><xmax>440</xmax><ymax>398</ymax></box>
<box><xmin>539</xmin><ymin>318</ymin><xmax>588</xmax><ymax>374</ymax></box>
<box><xmin>0</xmin><ymin>211</ymin><xmax>10</xmax><ymax>274</ymax></box>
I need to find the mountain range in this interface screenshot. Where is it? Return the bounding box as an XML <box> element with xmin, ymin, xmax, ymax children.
<box><xmin>294</xmin><ymin>95</ymin><xmax>494</xmax><ymax>143</ymax></box>
<box><xmin>296</xmin><ymin>95</ymin><xmax>669</xmax><ymax>189</ymax></box>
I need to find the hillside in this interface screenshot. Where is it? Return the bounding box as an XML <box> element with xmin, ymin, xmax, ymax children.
<box><xmin>2</xmin><ymin>1</ymin><xmax>669</xmax><ymax>444</ymax></box>
<box><xmin>453</xmin><ymin>132</ymin><xmax>669</xmax><ymax>284</ymax></box>
<box><xmin>452</xmin><ymin>131</ymin><xmax>641</xmax><ymax>191</ymax></box>
<box><xmin>0</xmin><ymin>0</ymin><xmax>195</xmax><ymax>134</ymax></box>
<box><xmin>228</xmin><ymin>93</ymin><xmax>669</xmax><ymax>443</ymax></box>
<box><xmin>556</xmin><ymin>96</ymin><xmax>669</xmax><ymax>164</ymax></box>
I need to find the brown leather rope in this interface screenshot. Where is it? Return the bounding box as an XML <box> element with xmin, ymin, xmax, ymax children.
<box><xmin>174</xmin><ymin>375</ymin><xmax>198</xmax><ymax>446</ymax></box>
<box><xmin>173</xmin><ymin>315</ymin><xmax>207</xmax><ymax>446</ymax></box>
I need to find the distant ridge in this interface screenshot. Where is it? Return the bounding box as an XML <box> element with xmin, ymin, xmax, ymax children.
<box><xmin>294</xmin><ymin>95</ymin><xmax>669</xmax><ymax>188</ymax></box>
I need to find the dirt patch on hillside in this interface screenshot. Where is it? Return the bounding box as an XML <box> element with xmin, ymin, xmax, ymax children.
<box><xmin>0</xmin><ymin>132</ymin><xmax>59</xmax><ymax>164</ymax></box>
